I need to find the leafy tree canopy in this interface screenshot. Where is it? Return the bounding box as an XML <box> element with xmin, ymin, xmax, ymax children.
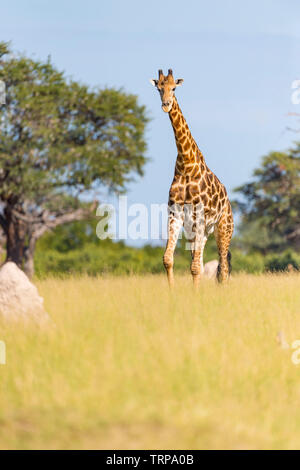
<box><xmin>0</xmin><ymin>41</ymin><xmax>149</xmax><ymax>275</ymax></box>
<box><xmin>234</xmin><ymin>143</ymin><xmax>300</xmax><ymax>253</ymax></box>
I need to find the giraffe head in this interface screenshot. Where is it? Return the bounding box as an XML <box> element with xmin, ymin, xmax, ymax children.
<box><xmin>150</xmin><ymin>69</ymin><xmax>184</xmax><ymax>113</ymax></box>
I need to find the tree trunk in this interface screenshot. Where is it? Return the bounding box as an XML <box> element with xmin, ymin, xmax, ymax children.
<box><xmin>1</xmin><ymin>203</ymin><xmax>95</xmax><ymax>278</ymax></box>
<box><xmin>5</xmin><ymin>212</ymin><xmax>27</xmax><ymax>269</ymax></box>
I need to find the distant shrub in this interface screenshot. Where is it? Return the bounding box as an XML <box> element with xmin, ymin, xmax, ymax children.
<box><xmin>265</xmin><ymin>251</ymin><xmax>300</xmax><ymax>272</ymax></box>
<box><xmin>34</xmin><ymin>226</ymin><xmax>300</xmax><ymax>277</ymax></box>
<box><xmin>35</xmin><ymin>243</ymin><xmax>167</xmax><ymax>277</ymax></box>
<box><xmin>231</xmin><ymin>250</ymin><xmax>265</xmax><ymax>274</ymax></box>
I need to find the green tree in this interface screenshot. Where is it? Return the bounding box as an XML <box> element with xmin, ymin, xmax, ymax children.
<box><xmin>0</xmin><ymin>42</ymin><xmax>148</xmax><ymax>276</ymax></box>
<box><xmin>234</xmin><ymin>143</ymin><xmax>300</xmax><ymax>253</ymax></box>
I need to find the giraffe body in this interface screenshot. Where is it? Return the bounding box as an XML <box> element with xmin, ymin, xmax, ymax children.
<box><xmin>150</xmin><ymin>69</ymin><xmax>234</xmax><ymax>287</ymax></box>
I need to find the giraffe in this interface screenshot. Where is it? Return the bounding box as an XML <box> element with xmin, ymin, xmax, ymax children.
<box><xmin>150</xmin><ymin>69</ymin><xmax>234</xmax><ymax>287</ymax></box>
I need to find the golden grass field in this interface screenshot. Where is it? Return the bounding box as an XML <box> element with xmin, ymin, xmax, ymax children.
<box><xmin>1</xmin><ymin>273</ymin><xmax>300</xmax><ymax>449</ymax></box>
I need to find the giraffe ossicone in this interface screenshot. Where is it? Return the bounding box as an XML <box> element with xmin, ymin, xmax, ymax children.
<box><xmin>150</xmin><ymin>68</ymin><xmax>234</xmax><ymax>287</ymax></box>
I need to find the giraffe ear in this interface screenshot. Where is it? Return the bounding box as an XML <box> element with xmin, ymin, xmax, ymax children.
<box><xmin>175</xmin><ymin>79</ymin><xmax>184</xmax><ymax>86</ymax></box>
<box><xmin>149</xmin><ymin>79</ymin><xmax>158</xmax><ymax>87</ymax></box>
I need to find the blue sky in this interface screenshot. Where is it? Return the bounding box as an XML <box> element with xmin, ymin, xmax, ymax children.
<box><xmin>1</xmin><ymin>0</ymin><xmax>300</xmax><ymax>241</ymax></box>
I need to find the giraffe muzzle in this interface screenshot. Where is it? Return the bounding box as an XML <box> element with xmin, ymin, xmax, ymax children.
<box><xmin>162</xmin><ymin>101</ymin><xmax>172</xmax><ymax>112</ymax></box>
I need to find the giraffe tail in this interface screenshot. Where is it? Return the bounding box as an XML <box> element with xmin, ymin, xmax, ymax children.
<box><xmin>217</xmin><ymin>250</ymin><xmax>232</xmax><ymax>281</ymax></box>
<box><xmin>228</xmin><ymin>251</ymin><xmax>232</xmax><ymax>275</ymax></box>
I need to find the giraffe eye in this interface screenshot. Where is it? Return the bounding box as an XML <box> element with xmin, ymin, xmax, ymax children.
<box><xmin>172</xmin><ymin>88</ymin><xmax>176</xmax><ymax>91</ymax></box>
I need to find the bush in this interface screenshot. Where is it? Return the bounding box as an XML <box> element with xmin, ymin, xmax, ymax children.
<box><xmin>265</xmin><ymin>251</ymin><xmax>300</xmax><ymax>272</ymax></box>
<box><xmin>231</xmin><ymin>250</ymin><xmax>265</xmax><ymax>274</ymax></box>
<box><xmin>34</xmin><ymin>223</ymin><xmax>300</xmax><ymax>277</ymax></box>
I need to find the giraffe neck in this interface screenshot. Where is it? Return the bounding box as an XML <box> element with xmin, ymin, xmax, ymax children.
<box><xmin>168</xmin><ymin>97</ymin><xmax>205</xmax><ymax>174</ymax></box>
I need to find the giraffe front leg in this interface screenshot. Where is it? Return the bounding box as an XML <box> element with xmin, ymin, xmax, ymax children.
<box><xmin>163</xmin><ymin>207</ymin><xmax>183</xmax><ymax>288</ymax></box>
<box><xmin>190</xmin><ymin>232</ymin><xmax>207</xmax><ymax>288</ymax></box>
<box><xmin>185</xmin><ymin>204</ymin><xmax>206</xmax><ymax>288</ymax></box>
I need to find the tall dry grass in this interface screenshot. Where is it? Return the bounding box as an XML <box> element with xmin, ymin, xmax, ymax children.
<box><xmin>0</xmin><ymin>273</ymin><xmax>300</xmax><ymax>449</ymax></box>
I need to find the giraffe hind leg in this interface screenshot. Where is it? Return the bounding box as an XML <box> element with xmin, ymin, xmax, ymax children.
<box><xmin>214</xmin><ymin>206</ymin><xmax>234</xmax><ymax>283</ymax></box>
